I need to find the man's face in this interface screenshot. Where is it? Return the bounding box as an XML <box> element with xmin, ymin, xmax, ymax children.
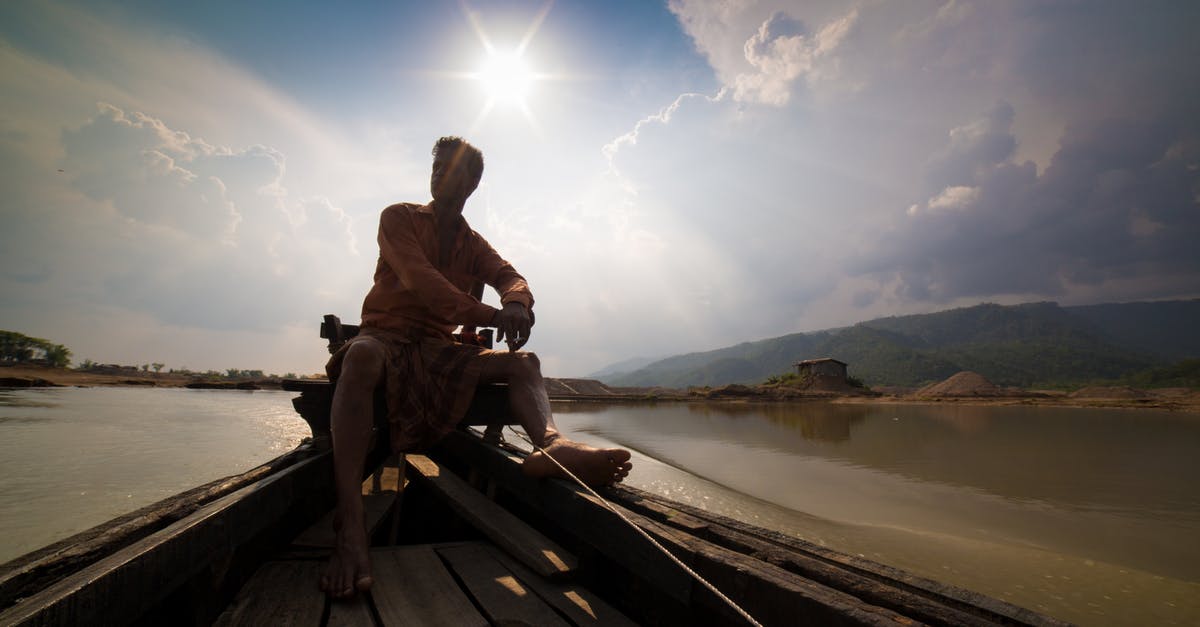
<box><xmin>430</xmin><ymin>149</ymin><xmax>476</xmax><ymax>204</ymax></box>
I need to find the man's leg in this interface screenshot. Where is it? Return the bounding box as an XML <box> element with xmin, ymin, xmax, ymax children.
<box><xmin>479</xmin><ymin>351</ymin><xmax>632</xmax><ymax>486</ymax></box>
<box><xmin>320</xmin><ymin>338</ymin><xmax>385</xmax><ymax>598</ymax></box>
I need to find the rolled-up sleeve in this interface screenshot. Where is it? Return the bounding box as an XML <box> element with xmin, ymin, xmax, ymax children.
<box><xmin>378</xmin><ymin>208</ymin><xmax>499</xmax><ymax>327</ymax></box>
<box><xmin>472</xmin><ymin>234</ymin><xmax>534</xmax><ymax>311</ymax></box>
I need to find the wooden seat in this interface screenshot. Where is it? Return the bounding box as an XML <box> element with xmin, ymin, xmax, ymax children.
<box><xmin>284</xmin><ymin>315</ymin><xmax>516</xmax><ymax>448</ymax></box>
<box><xmin>406</xmin><ymin>454</ymin><xmax>577</xmax><ymax>580</ymax></box>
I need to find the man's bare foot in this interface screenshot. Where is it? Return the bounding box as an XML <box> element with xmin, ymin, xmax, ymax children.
<box><xmin>320</xmin><ymin>514</ymin><xmax>373</xmax><ymax>599</ymax></box>
<box><xmin>523</xmin><ymin>438</ymin><xmax>633</xmax><ymax>487</ymax></box>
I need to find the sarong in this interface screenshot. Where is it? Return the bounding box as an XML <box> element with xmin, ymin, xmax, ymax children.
<box><xmin>325</xmin><ymin>327</ymin><xmax>493</xmax><ymax>452</ymax></box>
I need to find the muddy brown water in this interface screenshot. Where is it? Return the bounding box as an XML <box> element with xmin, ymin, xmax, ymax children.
<box><xmin>1</xmin><ymin>388</ymin><xmax>1196</xmax><ymax>625</ymax></box>
<box><xmin>551</xmin><ymin>400</ymin><xmax>1200</xmax><ymax>627</ymax></box>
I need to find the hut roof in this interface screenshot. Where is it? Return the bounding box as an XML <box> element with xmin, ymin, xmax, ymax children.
<box><xmin>794</xmin><ymin>358</ymin><xmax>847</xmax><ymax>367</ymax></box>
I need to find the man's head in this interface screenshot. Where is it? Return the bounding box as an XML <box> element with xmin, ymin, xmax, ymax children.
<box><xmin>430</xmin><ymin>136</ymin><xmax>484</xmax><ymax>204</ymax></box>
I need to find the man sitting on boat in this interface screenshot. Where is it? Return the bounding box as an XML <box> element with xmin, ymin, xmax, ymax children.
<box><xmin>320</xmin><ymin>136</ymin><xmax>633</xmax><ymax>599</ymax></box>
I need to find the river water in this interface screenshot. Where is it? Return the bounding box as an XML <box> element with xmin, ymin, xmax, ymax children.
<box><xmin>1</xmin><ymin>388</ymin><xmax>1197</xmax><ymax>625</ymax></box>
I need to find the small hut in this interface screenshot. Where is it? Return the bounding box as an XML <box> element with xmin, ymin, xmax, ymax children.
<box><xmin>794</xmin><ymin>358</ymin><xmax>848</xmax><ymax>381</ymax></box>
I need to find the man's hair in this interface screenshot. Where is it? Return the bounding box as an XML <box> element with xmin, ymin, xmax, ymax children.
<box><xmin>433</xmin><ymin>136</ymin><xmax>485</xmax><ymax>188</ymax></box>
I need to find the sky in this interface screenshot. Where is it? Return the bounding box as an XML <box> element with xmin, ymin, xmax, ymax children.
<box><xmin>1</xmin><ymin>0</ymin><xmax>1197</xmax><ymax>377</ymax></box>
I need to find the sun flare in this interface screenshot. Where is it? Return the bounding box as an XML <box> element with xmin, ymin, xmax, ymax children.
<box><xmin>476</xmin><ymin>50</ymin><xmax>535</xmax><ymax>107</ymax></box>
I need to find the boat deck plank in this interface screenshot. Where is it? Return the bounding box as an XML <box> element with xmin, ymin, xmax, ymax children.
<box><xmin>214</xmin><ymin>541</ymin><xmax>635</xmax><ymax>626</ymax></box>
<box><xmin>371</xmin><ymin>545</ymin><xmax>487</xmax><ymax>627</ymax></box>
<box><xmin>407</xmin><ymin>453</ymin><xmax>578</xmax><ymax>580</ymax></box>
<box><xmin>437</xmin><ymin>543</ymin><xmax>570</xmax><ymax>627</ymax></box>
<box><xmin>325</xmin><ymin>596</ymin><xmax>374</xmax><ymax>626</ymax></box>
<box><xmin>292</xmin><ymin>491</ymin><xmax>397</xmax><ymax>549</ymax></box>
<box><xmin>482</xmin><ymin>543</ymin><xmax>639</xmax><ymax>626</ymax></box>
<box><xmin>215</xmin><ymin>560</ymin><xmax>326</xmax><ymax>626</ymax></box>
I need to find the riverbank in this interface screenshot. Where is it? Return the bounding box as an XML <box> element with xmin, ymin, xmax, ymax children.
<box><xmin>4</xmin><ymin>364</ymin><xmax>1198</xmax><ymax>412</ymax></box>
<box><xmin>0</xmin><ymin>365</ymin><xmax>286</xmax><ymax>390</ymax></box>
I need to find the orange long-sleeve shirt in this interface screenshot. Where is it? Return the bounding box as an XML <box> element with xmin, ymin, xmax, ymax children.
<box><xmin>360</xmin><ymin>203</ymin><xmax>533</xmax><ymax>339</ymax></box>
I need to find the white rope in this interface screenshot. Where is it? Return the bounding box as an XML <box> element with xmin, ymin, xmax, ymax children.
<box><xmin>500</xmin><ymin>427</ymin><xmax>764</xmax><ymax>627</ymax></box>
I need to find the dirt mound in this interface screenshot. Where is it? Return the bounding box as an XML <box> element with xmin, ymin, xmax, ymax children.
<box><xmin>544</xmin><ymin>378</ymin><xmax>614</xmax><ymax>396</ymax></box>
<box><xmin>707</xmin><ymin>383</ymin><xmax>757</xmax><ymax>397</ymax></box>
<box><xmin>915</xmin><ymin>371</ymin><xmax>1001</xmax><ymax>397</ymax></box>
<box><xmin>1069</xmin><ymin>386</ymin><xmax>1149</xmax><ymax>399</ymax></box>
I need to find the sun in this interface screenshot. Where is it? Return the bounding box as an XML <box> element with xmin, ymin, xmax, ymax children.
<box><xmin>459</xmin><ymin>1</ymin><xmax>556</xmax><ymax>132</ymax></box>
<box><xmin>476</xmin><ymin>50</ymin><xmax>535</xmax><ymax>108</ymax></box>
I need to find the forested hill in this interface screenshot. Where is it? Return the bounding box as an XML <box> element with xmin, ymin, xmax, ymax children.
<box><xmin>596</xmin><ymin>300</ymin><xmax>1200</xmax><ymax>389</ymax></box>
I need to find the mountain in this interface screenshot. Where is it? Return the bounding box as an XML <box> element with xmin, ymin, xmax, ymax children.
<box><xmin>598</xmin><ymin>300</ymin><xmax>1197</xmax><ymax>389</ymax></box>
<box><xmin>1066</xmin><ymin>300</ymin><xmax>1200</xmax><ymax>361</ymax></box>
<box><xmin>586</xmin><ymin>355</ymin><xmax>664</xmax><ymax>379</ymax></box>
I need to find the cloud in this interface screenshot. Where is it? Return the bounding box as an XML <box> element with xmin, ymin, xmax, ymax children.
<box><xmin>575</xmin><ymin>0</ymin><xmax>1200</xmax><ymax>374</ymax></box>
<box><xmin>670</xmin><ymin>1</ymin><xmax>858</xmax><ymax>105</ymax></box>
<box><xmin>2</xmin><ymin>99</ymin><xmax>363</xmax><ymax>375</ymax></box>
<box><xmin>0</xmin><ymin>3</ymin><xmax>402</xmax><ymax>373</ymax></box>
<box><xmin>3</xmin><ymin>0</ymin><xmax>1198</xmax><ymax>379</ymax></box>
<box><xmin>733</xmin><ymin>9</ymin><xmax>857</xmax><ymax>105</ymax></box>
<box><xmin>67</xmin><ymin>105</ymin><xmax>360</xmax><ymax>330</ymax></box>
<box><xmin>62</xmin><ymin>104</ymin><xmax>245</xmax><ymax>241</ymax></box>
<box><xmin>909</xmin><ymin>185</ymin><xmax>980</xmax><ymax>216</ymax></box>
<box><xmin>601</xmin><ymin>89</ymin><xmax>726</xmax><ymax>176</ymax></box>
<box><xmin>859</xmin><ymin>106</ymin><xmax>1200</xmax><ymax>302</ymax></box>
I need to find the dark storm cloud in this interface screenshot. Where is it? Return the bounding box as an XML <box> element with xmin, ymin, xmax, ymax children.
<box><xmin>861</xmin><ymin>105</ymin><xmax>1200</xmax><ymax>302</ymax></box>
<box><xmin>829</xmin><ymin>0</ymin><xmax>1200</xmax><ymax>306</ymax></box>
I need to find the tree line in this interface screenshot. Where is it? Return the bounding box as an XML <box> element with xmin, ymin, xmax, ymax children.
<box><xmin>0</xmin><ymin>330</ymin><xmax>72</xmax><ymax>368</ymax></box>
<box><xmin>3</xmin><ymin>329</ymin><xmax>300</xmax><ymax>379</ymax></box>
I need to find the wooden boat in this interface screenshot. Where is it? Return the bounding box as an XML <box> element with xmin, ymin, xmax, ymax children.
<box><xmin>0</xmin><ymin>319</ymin><xmax>1072</xmax><ymax>626</ymax></box>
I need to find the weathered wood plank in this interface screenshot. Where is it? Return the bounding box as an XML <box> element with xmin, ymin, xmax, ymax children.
<box><xmin>483</xmin><ymin>544</ymin><xmax>639</xmax><ymax>626</ymax></box>
<box><xmin>437</xmin><ymin>543</ymin><xmax>569</xmax><ymax>627</ymax></box>
<box><xmin>325</xmin><ymin>595</ymin><xmax>375</xmax><ymax>627</ymax></box>
<box><xmin>406</xmin><ymin>454</ymin><xmax>577</xmax><ymax>580</ymax></box>
<box><xmin>292</xmin><ymin>492</ymin><xmax>396</xmax><ymax>549</ymax></box>
<box><xmin>624</xmin><ymin>513</ymin><xmax>921</xmax><ymax>626</ymax></box>
<box><xmin>370</xmin><ymin>546</ymin><xmax>486</xmax><ymax>627</ymax></box>
<box><xmin>436</xmin><ymin>432</ymin><xmax>934</xmax><ymax>626</ymax></box>
<box><xmin>213</xmin><ymin>561</ymin><xmax>326</xmax><ymax>627</ymax></box>
<box><xmin>436</xmin><ymin>431</ymin><xmax>695</xmax><ymax>604</ymax></box>
<box><xmin>0</xmin><ymin>449</ymin><xmax>332</xmax><ymax>626</ymax></box>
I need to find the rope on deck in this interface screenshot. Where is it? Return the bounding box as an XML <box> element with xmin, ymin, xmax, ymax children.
<box><xmin>500</xmin><ymin>427</ymin><xmax>764</xmax><ymax>627</ymax></box>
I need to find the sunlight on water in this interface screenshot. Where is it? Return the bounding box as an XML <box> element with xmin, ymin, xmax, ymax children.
<box><xmin>0</xmin><ymin>387</ymin><xmax>308</xmax><ymax>564</ymax></box>
<box><xmin>551</xmin><ymin>401</ymin><xmax>1200</xmax><ymax>627</ymax></box>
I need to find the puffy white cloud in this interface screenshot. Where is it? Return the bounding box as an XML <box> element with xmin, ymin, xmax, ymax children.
<box><xmin>670</xmin><ymin>1</ymin><xmax>857</xmax><ymax>105</ymax></box>
<box><xmin>909</xmin><ymin>185</ymin><xmax>980</xmax><ymax>216</ymax></box>
<box><xmin>733</xmin><ymin>9</ymin><xmax>856</xmax><ymax>105</ymax></box>
<box><xmin>2</xmin><ymin>99</ymin><xmax>364</xmax><ymax>373</ymax></box>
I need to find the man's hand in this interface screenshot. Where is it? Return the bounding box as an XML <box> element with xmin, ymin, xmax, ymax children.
<box><xmin>492</xmin><ymin>302</ymin><xmax>532</xmax><ymax>351</ymax></box>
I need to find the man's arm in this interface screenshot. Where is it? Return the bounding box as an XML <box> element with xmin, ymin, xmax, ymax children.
<box><xmin>378</xmin><ymin>207</ymin><xmax>498</xmax><ymax>327</ymax></box>
<box><xmin>473</xmin><ymin>234</ymin><xmax>534</xmax><ymax>350</ymax></box>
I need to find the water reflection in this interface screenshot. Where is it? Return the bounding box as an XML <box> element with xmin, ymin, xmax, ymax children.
<box><xmin>0</xmin><ymin>387</ymin><xmax>309</xmax><ymax>565</ymax></box>
<box><xmin>560</xmin><ymin>400</ymin><xmax>1200</xmax><ymax>515</ymax></box>
<box><xmin>551</xmin><ymin>400</ymin><xmax>1200</xmax><ymax>626</ymax></box>
<box><xmin>687</xmin><ymin>401</ymin><xmax>868</xmax><ymax>442</ymax></box>
<box><xmin>0</xmin><ymin>389</ymin><xmax>60</xmax><ymax>408</ymax></box>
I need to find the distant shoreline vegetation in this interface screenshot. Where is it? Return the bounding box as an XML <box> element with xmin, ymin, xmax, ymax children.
<box><xmin>0</xmin><ymin>331</ymin><xmax>71</xmax><ymax>368</ymax></box>
<box><xmin>0</xmin><ymin>329</ymin><xmax>300</xmax><ymax>381</ymax></box>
